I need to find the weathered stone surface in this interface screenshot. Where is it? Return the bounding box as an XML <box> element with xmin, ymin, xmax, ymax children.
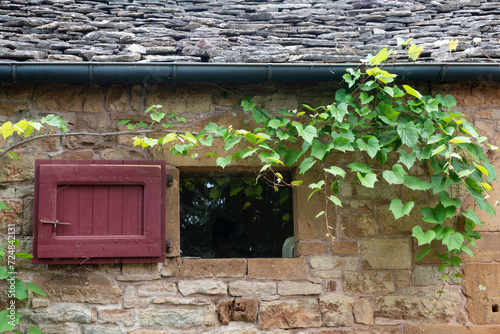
<box><xmin>374</xmin><ymin>290</ymin><xmax>461</xmax><ymax>321</ymax></box>
<box><xmin>309</xmin><ymin>256</ymin><xmax>358</xmax><ymax>271</ymax></box>
<box><xmin>146</xmin><ymin>85</ymin><xmax>214</xmax><ymax>114</ymax></box>
<box><xmin>464</xmin><ymin>263</ymin><xmax>500</xmax><ymax>324</ymax></box>
<box><xmin>97</xmin><ymin>308</ymin><xmax>134</xmax><ymax>326</ymax></box>
<box><xmin>139</xmin><ymin>309</ymin><xmax>204</xmax><ymax>329</ymax></box>
<box><xmin>343</xmin><ymin>271</ymin><xmax>395</xmax><ymax>295</ymax></box>
<box><xmin>0</xmin><ymin>151</ymin><xmax>47</xmax><ymax>182</ymax></box>
<box><xmin>32</xmin><ymin>298</ymin><xmax>50</xmax><ymax>309</ymax></box>
<box><xmin>248</xmin><ymin>257</ymin><xmax>308</xmax><ymax>280</ymax></box>
<box><xmin>0</xmin><ymin>199</ymin><xmax>22</xmax><ymax>234</ymax></box>
<box><xmin>278</xmin><ymin>281</ymin><xmax>321</xmax><ymax>296</ymax></box>
<box><xmin>259</xmin><ymin>299</ymin><xmax>321</xmax><ymax>329</ymax></box>
<box><xmin>340</xmin><ymin>210</ymin><xmax>378</xmax><ymax>238</ymax></box>
<box><xmin>82</xmin><ymin>325</ymin><xmax>125</xmax><ymax>334</ymax></box>
<box><xmin>232</xmin><ymin>298</ymin><xmax>259</xmax><ymax>323</ymax></box>
<box><xmin>462</xmin><ymin>233</ymin><xmax>500</xmax><ymax>263</ymax></box>
<box><xmin>32</xmin><ymin>271</ymin><xmax>121</xmax><ymax>304</ymax></box>
<box><xmin>330</xmin><ymin>240</ymin><xmax>358</xmax><ymax>255</ymax></box>
<box><xmin>0</xmin><ymin>101</ymin><xmax>30</xmax><ymax>116</ymax></box>
<box><xmin>180</xmin><ymin>258</ymin><xmax>247</xmax><ymax>278</ymax></box>
<box><xmin>178</xmin><ymin>280</ymin><xmax>227</xmax><ymax>296</ymax></box>
<box><xmin>360</xmin><ymin>239</ymin><xmax>412</xmax><ymax>270</ymax></box>
<box><xmin>34</xmin><ymin>84</ymin><xmax>104</xmax><ymax>113</ymax></box>
<box><xmin>405</xmin><ymin>326</ymin><xmax>500</xmax><ymax>334</ymax></box>
<box><xmin>25</xmin><ymin>304</ymin><xmax>92</xmax><ymax>324</ymax></box>
<box><xmin>319</xmin><ymin>296</ymin><xmax>354</xmax><ymax>326</ymax></box>
<box><xmin>137</xmin><ymin>281</ymin><xmax>177</xmax><ymax>297</ymax></box>
<box><xmin>295</xmin><ymin>241</ymin><xmax>326</xmax><ymax>255</ymax></box>
<box><xmin>106</xmin><ymin>84</ymin><xmax>128</xmax><ymax>112</ymax></box>
<box><xmin>412</xmin><ymin>265</ymin><xmax>455</xmax><ymax>286</ymax></box>
<box><xmin>229</xmin><ymin>281</ymin><xmax>276</xmax><ymax>297</ymax></box>
<box><xmin>353</xmin><ymin>298</ymin><xmax>373</xmax><ymax>326</ymax></box>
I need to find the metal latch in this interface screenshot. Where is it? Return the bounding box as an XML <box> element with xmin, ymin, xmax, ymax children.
<box><xmin>166</xmin><ymin>174</ymin><xmax>174</xmax><ymax>187</ymax></box>
<box><xmin>166</xmin><ymin>239</ymin><xmax>173</xmax><ymax>252</ymax></box>
<box><xmin>41</xmin><ymin>220</ymin><xmax>71</xmax><ymax>234</ymax></box>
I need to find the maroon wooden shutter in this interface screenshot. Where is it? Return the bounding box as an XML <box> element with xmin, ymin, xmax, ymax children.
<box><xmin>33</xmin><ymin>160</ymin><xmax>166</xmax><ymax>264</ymax></box>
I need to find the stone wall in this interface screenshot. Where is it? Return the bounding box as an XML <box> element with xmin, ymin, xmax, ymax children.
<box><xmin>0</xmin><ymin>81</ymin><xmax>499</xmax><ymax>333</ymax></box>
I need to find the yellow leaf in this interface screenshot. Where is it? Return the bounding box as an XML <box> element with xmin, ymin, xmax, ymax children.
<box><xmin>481</xmin><ymin>182</ymin><xmax>492</xmax><ymax>191</ymax></box>
<box><xmin>449</xmin><ymin>39</ymin><xmax>458</xmax><ymax>52</ymax></box>
<box><xmin>476</xmin><ymin>165</ymin><xmax>489</xmax><ymax>176</ymax></box>
<box><xmin>0</xmin><ymin>121</ymin><xmax>15</xmax><ymax>139</ymax></box>
<box><xmin>162</xmin><ymin>133</ymin><xmax>177</xmax><ymax>144</ymax></box>
<box><xmin>408</xmin><ymin>44</ymin><xmax>423</xmax><ymax>61</ymax></box>
<box><xmin>133</xmin><ymin>137</ymin><xmax>144</xmax><ymax>147</ymax></box>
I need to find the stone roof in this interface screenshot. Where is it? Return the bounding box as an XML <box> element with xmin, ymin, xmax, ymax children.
<box><xmin>0</xmin><ymin>0</ymin><xmax>499</xmax><ymax>63</ymax></box>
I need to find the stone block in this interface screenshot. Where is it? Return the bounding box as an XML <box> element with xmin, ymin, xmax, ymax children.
<box><xmin>178</xmin><ymin>280</ymin><xmax>227</xmax><ymax>296</ymax></box>
<box><xmin>151</xmin><ymin>296</ymin><xmax>211</xmax><ymax>306</ymax></box>
<box><xmin>146</xmin><ymin>84</ymin><xmax>214</xmax><ymax>114</ymax></box>
<box><xmin>248</xmin><ymin>257</ymin><xmax>308</xmax><ymax>280</ymax></box>
<box><xmin>376</xmin><ymin>204</ymin><xmax>428</xmax><ymax>235</ymax></box>
<box><xmin>259</xmin><ymin>299</ymin><xmax>321</xmax><ymax>329</ymax></box>
<box><xmin>218</xmin><ymin>298</ymin><xmax>259</xmax><ymax>324</ymax></box>
<box><xmin>116</xmin><ymin>274</ymin><xmax>161</xmax><ymax>281</ymax></box>
<box><xmin>343</xmin><ymin>271</ymin><xmax>395</xmax><ymax>295</ymax></box>
<box><xmin>0</xmin><ymin>83</ymin><xmax>34</xmax><ymax>100</ymax></box>
<box><xmin>0</xmin><ymin>199</ymin><xmax>22</xmax><ymax>234</ymax></box>
<box><xmin>180</xmin><ymin>258</ymin><xmax>247</xmax><ymax>278</ymax></box>
<box><xmin>374</xmin><ymin>289</ymin><xmax>461</xmax><ymax>321</ymax></box>
<box><xmin>330</xmin><ymin>240</ymin><xmax>358</xmax><ymax>255</ymax></box>
<box><xmin>137</xmin><ymin>281</ymin><xmax>177</xmax><ymax>297</ymax></box>
<box><xmin>393</xmin><ymin>270</ymin><xmax>410</xmax><ymax>289</ymax></box>
<box><xmin>309</xmin><ymin>256</ymin><xmax>358</xmax><ymax>271</ymax></box>
<box><xmin>34</xmin><ymin>84</ymin><xmax>104</xmax><ymax>113</ymax></box>
<box><xmin>32</xmin><ymin>298</ymin><xmax>50</xmax><ymax>309</ymax></box>
<box><xmin>139</xmin><ymin>309</ymin><xmax>205</xmax><ymax>329</ymax></box>
<box><xmin>253</xmin><ymin>93</ymin><xmax>299</xmax><ymax>113</ymax></box>
<box><xmin>295</xmin><ymin>240</ymin><xmax>326</xmax><ymax>255</ymax></box>
<box><xmin>404</xmin><ymin>325</ymin><xmax>500</xmax><ymax>334</ymax></box>
<box><xmin>433</xmin><ymin>82</ymin><xmax>500</xmax><ymax>108</ymax></box>
<box><xmin>361</xmin><ymin>239</ymin><xmax>411</xmax><ymax>270</ymax></box>
<box><xmin>0</xmin><ymin>151</ymin><xmax>47</xmax><ymax>182</ymax></box>
<box><xmin>25</xmin><ymin>304</ymin><xmax>92</xmax><ymax>324</ymax></box>
<box><xmin>97</xmin><ymin>308</ymin><xmax>134</xmax><ymax>326</ymax></box>
<box><xmin>353</xmin><ymin>298</ymin><xmax>373</xmax><ymax>326</ymax></box>
<box><xmin>106</xmin><ymin>84</ymin><xmax>128</xmax><ymax>112</ymax></box>
<box><xmin>52</xmin><ymin>150</ymin><xmax>95</xmax><ymax>160</ymax></box>
<box><xmin>315</xmin><ymin>271</ymin><xmax>342</xmax><ymax>279</ymax></box>
<box><xmin>127</xmin><ymin>330</ymin><xmax>171</xmax><ymax>334</ymax></box>
<box><xmin>32</xmin><ymin>271</ymin><xmax>121</xmax><ymax>304</ymax></box>
<box><xmin>278</xmin><ymin>281</ymin><xmax>321</xmax><ymax>296</ymax></box>
<box><xmin>229</xmin><ymin>281</ymin><xmax>276</xmax><ymax>297</ymax></box>
<box><xmin>462</xmin><ymin>233</ymin><xmax>500</xmax><ymax>263</ymax></box>
<box><xmin>319</xmin><ymin>296</ymin><xmax>354</xmax><ymax>326</ymax></box>
<box><xmin>122</xmin><ymin>263</ymin><xmax>161</xmax><ymax>274</ymax></box>
<box><xmin>464</xmin><ymin>263</ymin><xmax>500</xmax><ymax>324</ymax></box>
<box><xmin>30</xmin><ymin>323</ymin><xmax>81</xmax><ymax>334</ymax></box>
<box><xmin>340</xmin><ymin>210</ymin><xmax>378</xmax><ymax>238</ymax></box>
<box><xmin>82</xmin><ymin>325</ymin><xmax>126</xmax><ymax>334</ymax></box>
<box><xmin>412</xmin><ymin>265</ymin><xmax>455</xmax><ymax>286</ymax></box>
<box><xmin>130</xmin><ymin>85</ymin><xmax>143</xmax><ymax>112</ymax></box>
<box><xmin>0</xmin><ymin>101</ymin><xmax>30</xmax><ymax>116</ymax></box>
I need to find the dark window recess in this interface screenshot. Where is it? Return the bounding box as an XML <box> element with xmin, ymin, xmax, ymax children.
<box><xmin>33</xmin><ymin>160</ymin><xmax>166</xmax><ymax>264</ymax></box>
<box><xmin>180</xmin><ymin>172</ymin><xmax>293</xmax><ymax>258</ymax></box>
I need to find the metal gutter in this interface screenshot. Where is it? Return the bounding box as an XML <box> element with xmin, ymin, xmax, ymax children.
<box><xmin>0</xmin><ymin>63</ymin><xmax>499</xmax><ymax>84</ymax></box>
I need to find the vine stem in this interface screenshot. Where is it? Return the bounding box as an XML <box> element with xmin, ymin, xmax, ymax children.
<box><xmin>0</xmin><ymin>128</ymin><xmax>197</xmax><ymax>158</ymax></box>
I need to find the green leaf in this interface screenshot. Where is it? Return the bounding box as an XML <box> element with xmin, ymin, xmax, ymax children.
<box><xmin>330</xmin><ymin>103</ymin><xmax>349</xmax><ymax>122</ymax></box>
<box><xmin>403</xmin><ymin>84</ymin><xmax>422</xmax><ymax>100</ymax></box>
<box><xmin>360</xmin><ymin>92</ymin><xmax>374</xmax><ymax>105</ymax></box>
<box><xmin>404</xmin><ymin>176</ymin><xmax>432</xmax><ymax>190</ymax></box>
<box><xmin>199</xmin><ymin>135</ymin><xmax>214</xmax><ymax>147</ymax></box>
<box><xmin>0</xmin><ymin>310</ymin><xmax>20</xmax><ymax>332</ymax></box>
<box><xmin>0</xmin><ymin>202</ymin><xmax>9</xmax><ymax>210</ymax></box>
<box><xmin>369</xmin><ymin>47</ymin><xmax>392</xmax><ymax>65</ymax></box>
<box><xmin>14</xmin><ymin>279</ymin><xmax>28</xmax><ymax>300</ymax></box>
<box><xmin>328</xmin><ymin>195</ymin><xmax>342</xmax><ymax>207</ymax></box>
<box><xmin>14</xmin><ymin>253</ymin><xmax>32</xmax><ymax>259</ymax></box>
<box><xmin>324</xmin><ymin>166</ymin><xmax>346</xmax><ymax>178</ymax></box>
<box><xmin>298</xmin><ymin>157</ymin><xmax>315</xmax><ymax>174</ymax></box>
<box><xmin>301</xmin><ymin>125</ymin><xmax>317</xmax><ymax>143</ymax></box>
<box><xmin>397</xmin><ymin>121</ymin><xmax>419</xmax><ymax>147</ymax></box>
<box><xmin>357</xmin><ymin>172</ymin><xmax>377</xmax><ymax>188</ymax></box>
<box><xmin>347</xmin><ymin>162</ymin><xmax>372</xmax><ymax>174</ymax></box>
<box><xmin>412</xmin><ymin>226</ymin><xmax>437</xmax><ymax>246</ymax></box>
<box><xmin>216</xmin><ymin>156</ymin><xmax>232</xmax><ymax>169</ymax></box>
<box><xmin>267</xmin><ymin>118</ymin><xmax>281</xmax><ymax>129</ymax></box>
<box><xmin>315</xmin><ymin>211</ymin><xmax>325</xmax><ymax>219</ymax></box>
<box><xmin>397</xmin><ymin>150</ymin><xmax>417</xmax><ymax>170</ymax></box>
<box><xmin>311</xmin><ymin>141</ymin><xmax>328</xmax><ymax>160</ymax></box>
<box><xmin>25</xmin><ymin>282</ymin><xmax>46</xmax><ymax>297</ymax></box>
<box><xmin>205</xmin><ymin>123</ymin><xmax>218</xmax><ymax>134</ymax></box>
<box><xmin>117</xmin><ymin>119</ymin><xmax>130</xmax><ymax>126</ymax></box>
<box><xmin>438</xmin><ymin>192</ymin><xmax>461</xmax><ymax>208</ymax></box>
<box><xmin>28</xmin><ymin>327</ymin><xmax>44</xmax><ymax>334</ymax></box>
<box><xmin>390</xmin><ymin>199</ymin><xmax>415</xmax><ymax>220</ymax></box>
<box><xmin>252</xmin><ymin>108</ymin><xmax>270</xmax><ymax>124</ymax></box>
<box><xmin>415</xmin><ymin>247</ymin><xmax>432</xmax><ymax>262</ymax></box>
<box><xmin>284</xmin><ymin>149</ymin><xmax>302</xmax><ymax>166</ymax></box>
<box><xmin>382</xmin><ymin>164</ymin><xmax>406</xmax><ymax>185</ymax></box>
<box><xmin>462</xmin><ymin>209</ymin><xmax>483</xmax><ymax>227</ymax></box>
<box><xmin>442</xmin><ymin>232</ymin><xmax>464</xmax><ymax>252</ymax></box>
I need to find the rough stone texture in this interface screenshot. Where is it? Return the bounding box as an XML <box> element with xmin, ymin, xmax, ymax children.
<box><xmin>295</xmin><ymin>241</ymin><xmax>326</xmax><ymax>256</ymax></box>
<box><xmin>462</xmin><ymin>233</ymin><xmax>500</xmax><ymax>263</ymax></box>
<box><xmin>309</xmin><ymin>256</ymin><xmax>358</xmax><ymax>271</ymax></box>
<box><xmin>25</xmin><ymin>304</ymin><xmax>92</xmax><ymax>324</ymax></box>
<box><xmin>32</xmin><ymin>271</ymin><xmax>121</xmax><ymax>304</ymax></box>
<box><xmin>179</xmin><ymin>258</ymin><xmax>247</xmax><ymax>278</ymax></box>
<box><xmin>340</xmin><ymin>210</ymin><xmax>378</xmax><ymax>238</ymax></box>
<box><xmin>463</xmin><ymin>263</ymin><xmax>500</xmax><ymax>325</ymax></box>
<box><xmin>218</xmin><ymin>298</ymin><xmax>259</xmax><ymax>324</ymax></box>
<box><xmin>278</xmin><ymin>281</ymin><xmax>321</xmax><ymax>296</ymax></box>
<box><xmin>34</xmin><ymin>84</ymin><xmax>104</xmax><ymax>113</ymax></box>
<box><xmin>229</xmin><ymin>281</ymin><xmax>276</xmax><ymax>297</ymax></box>
<box><xmin>360</xmin><ymin>239</ymin><xmax>412</xmax><ymax>270</ymax></box>
<box><xmin>343</xmin><ymin>271</ymin><xmax>395</xmax><ymax>295</ymax></box>
<box><xmin>97</xmin><ymin>308</ymin><xmax>134</xmax><ymax>326</ymax></box>
<box><xmin>404</xmin><ymin>326</ymin><xmax>500</xmax><ymax>334</ymax></box>
<box><xmin>330</xmin><ymin>240</ymin><xmax>358</xmax><ymax>256</ymax></box>
<box><xmin>259</xmin><ymin>299</ymin><xmax>321</xmax><ymax>330</ymax></box>
<box><xmin>146</xmin><ymin>85</ymin><xmax>214</xmax><ymax>114</ymax></box>
<box><xmin>412</xmin><ymin>266</ymin><xmax>455</xmax><ymax>286</ymax></box>
<box><xmin>353</xmin><ymin>298</ymin><xmax>374</xmax><ymax>326</ymax></box>
<box><xmin>248</xmin><ymin>257</ymin><xmax>308</xmax><ymax>280</ymax></box>
<box><xmin>0</xmin><ymin>199</ymin><xmax>22</xmax><ymax>234</ymax></box>
<box><xmin>139</xmin><ymin>309</ymin><xmax>205</xmax><ymax>329</ymax></box>
<box><xmin>178</xmin><ymin>280</ymin><xmax>227</xmax><ymax>296</ymax></box>
<box><xmin>137</xmin><ymin>281</ymin><xmax>177</xmax><ymax>297</ymax></box>
<box><xmin>319</xmin><ymin>296</ymin><xmax>354</xmax><ymax>327</ymax></box>
<box><xmin>374</xmin><ymin>290</ymin><xmax>461</xmax><ymax>322</ymax></box>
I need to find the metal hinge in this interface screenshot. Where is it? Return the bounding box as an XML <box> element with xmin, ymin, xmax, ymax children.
<box><xmin>166</xmin><ymin>239</ymin><xmax>173</xmax><ymax>252</ymax></box>
<box><xmin>40</xmin><ymin>219</ymin><xmax>71</xmax><ymax>234</ymax></box>
<box><xmin>166</xmin><ymin>174</ymin><xmax>174</xmax><ymax>186</ymax></box>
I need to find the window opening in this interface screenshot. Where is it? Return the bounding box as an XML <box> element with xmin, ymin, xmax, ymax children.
<box><xmin>179</xmin><ymin>171</ymin><xmax>293</xmax><ymax>258</ymax></box>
